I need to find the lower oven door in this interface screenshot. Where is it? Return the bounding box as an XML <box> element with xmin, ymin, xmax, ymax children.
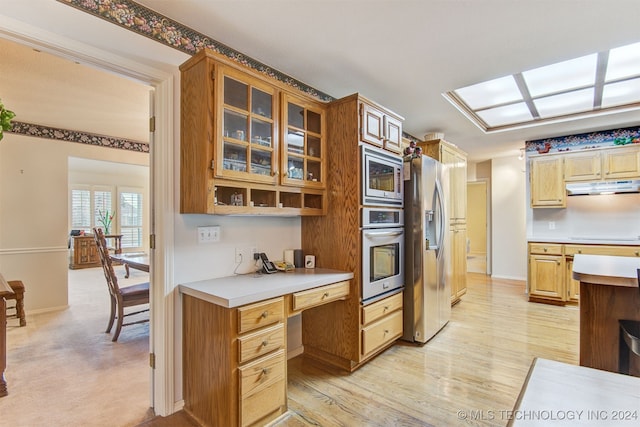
<box><xmin>362</xmin><ymin>227</ymin><xmax>404</xmax><ymax>304</ymax></box>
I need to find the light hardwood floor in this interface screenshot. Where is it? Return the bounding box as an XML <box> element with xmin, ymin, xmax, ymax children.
<box><xmin>276</xmin><ymin>273</ymin><xmax>579</xmax><ymax>426</ymax></box>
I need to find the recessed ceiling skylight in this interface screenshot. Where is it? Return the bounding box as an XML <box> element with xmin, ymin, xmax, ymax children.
<box><xmin>443</xmin><ymin>40</ymin><xmax>640</xmax><ymax>132</ymax></box>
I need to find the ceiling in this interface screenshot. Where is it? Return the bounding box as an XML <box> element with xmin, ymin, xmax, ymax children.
<box><xmin>1</xmin><ymin>0</ymin><xmax>639</xmax><ymax>162</ymax></box>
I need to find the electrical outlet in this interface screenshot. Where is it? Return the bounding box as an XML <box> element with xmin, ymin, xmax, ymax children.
<box><xmin>548</xmin><ymin>221</ymin><xmax>556</xmax><ymax>230</ymax></box>
<box><xmin>198</xmin><ymin>226</ymin><xmax>220</xmax><ymax>243</ymax></box>
<box><xmin>235</xmin><ymin>248</ymin><xmax>243</xmax><ymax>263</ymax></box>
<box><xmin>235</xmin><ymin>247</ymin><xmax>258</xmax><ymax>263</ymax></box>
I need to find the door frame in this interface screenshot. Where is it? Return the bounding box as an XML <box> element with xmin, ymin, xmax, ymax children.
<box><xmin>0</xmin><ymin>23</ymin><xmax>177</xmax><ymax>416</ymax></box>
<box><xmin>467</xmin><ymin>179</ymin><xmax>491</xmax><ymax>275</ymax></box>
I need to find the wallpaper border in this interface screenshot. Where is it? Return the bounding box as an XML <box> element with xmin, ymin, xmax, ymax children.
<box><xmin>9</xmin><ymin>121</ymin><xmax>150</xmax><ymax>153</ymax></box>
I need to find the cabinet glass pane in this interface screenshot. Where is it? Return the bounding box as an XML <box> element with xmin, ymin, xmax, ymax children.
<box><xmin>223</xmin><ymin>142</ymin><xmax>247</xmax><ymax>172</ymax></box>
<box><xmin>287</xmin><ymin>157</ymin><xmax>304</xmax><ymax>180</ymax></box>
<box><xmin>287</xmin><ymin>130</ymin><xmax>304</xmax><ymax>155</ymax></box>
<box><xmin>251</xmin><ymin>150</ymin><xmax>272</xmax><ymax>176</ymax></box>
<box><xmin>251</xmin><ymin>118</ymin><xmax>272</xmax><ymax>147</ymax></box>
<box><xmin>224</xmin><ymin>77</ymin><xmax>248</xmax><ymax>110</ymax></box>
<box><xmin>252</xmin><ymin>88</ymin><xmax>272</xmax><ymax>119</ymax></box>
<box><xmin>288</xmin><ymin>103</ymin><xmax>304</xmax><ymax>129</ymax></box>
<box><xmin>307</xmin><ymin>159</ymin><xmax>321</xmax><ymax>182</ymax></box>
<box><xmin>307</xmin><ymin>135</ymin><xmax>321</xmax><ymax>158</ymax></box>
<box><xmin>307</xmin><ymin>110</ymin><xmax>321</xmax><ymax>134</ymax></box>
<box><xmin>224</xmin><ymin>110</ymin><xmax>248</xmax><ymax>141</ymax></box>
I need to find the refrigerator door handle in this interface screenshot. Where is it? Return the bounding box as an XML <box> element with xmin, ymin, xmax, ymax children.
<box><xmin>435</xmin><ymin>178</ymin><xmax>446</xmax><ymax>260</ymax></box>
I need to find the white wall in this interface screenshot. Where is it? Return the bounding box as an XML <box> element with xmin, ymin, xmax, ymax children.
<box><xmin>490</xmin><ymin>155</ymin><xmax>527</xmax><ymax>281</ymax></box>
<box><xmin>0</xmin><ymin>133</ymin><xmax>149</xmax><ymax>312</ymax></box>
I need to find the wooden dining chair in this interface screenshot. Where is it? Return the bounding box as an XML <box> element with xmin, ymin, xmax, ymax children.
<box><xmin>93</xmin><ymin>227</ymin><xmax>149</xmax><ymax>342</ymax></box>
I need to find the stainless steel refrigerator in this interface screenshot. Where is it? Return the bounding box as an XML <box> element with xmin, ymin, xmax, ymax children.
<box><xmin>402</xmin><ymin>155</ymin><xmax>451</xmax><ymax>343</ymax></box>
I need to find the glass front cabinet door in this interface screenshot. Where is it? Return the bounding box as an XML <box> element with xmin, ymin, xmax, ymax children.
<box><xmin>281</xmin><ymin>93</ymin><xmax>326</xmax><ymax>189</ymax></box>
<box><xmin>216</xmin><ymin>66</ymin><xmax>278</xmax><ymax>184</ymax></box>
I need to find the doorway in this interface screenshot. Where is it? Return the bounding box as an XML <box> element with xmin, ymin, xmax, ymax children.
<box><xmin>467</xmin><ymin>181</ymin><xmax>488</xmax><ymax>274</ymax></box>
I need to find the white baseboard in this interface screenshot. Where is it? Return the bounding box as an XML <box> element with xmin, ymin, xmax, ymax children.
<box><xmin>490</xmin><ymin>274</ymin><xmax>526</xmax><ymax>282</ymax></box>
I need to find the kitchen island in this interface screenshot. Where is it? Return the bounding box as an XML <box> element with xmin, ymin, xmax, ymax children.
<box><xmin>572</xmin><ymin>254</ymin><xmax>640</xmax><ymax>375</ymax></box>
<box><xmin>179</xmin><ymin>268</ymin><xmax>354</xmax><ymax>427</ymax></box>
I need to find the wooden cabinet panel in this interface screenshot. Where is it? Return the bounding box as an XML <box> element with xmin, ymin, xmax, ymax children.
<box><xmin>237</xmin><ymin>297</ymin><xmax>284</xmax><ymax>334</ymax></box>
<box><xmin>565</xmin><ymin>258</ymin><xmax>580</xmax><ymax>303</ymax></box>
<box><xmin>451</xmin><ymin>225</ymin><xmax>468</xmax><ymax>303</ymax></box>
<box><xmin>69</xmin><ymin>236</ymin><xmax>101</xmax><ymax>269</ymax></box>
<box><xmin>359</xmin><ymin>100</ymin><xmax>403</xmax><ymax>153</ymax></box>
<box><xmin>529</xmin><ymin>254</ymin><xmax>564</xmax><ymax>301</ymax></box>
<box><xmin>361</xmin><ymin>292</ymin><xmax>403</xmax><ymax>325</ymax></box>
<box><xmin>291</xmin><ymin>280</ymin><xmax>349</xmax><ymax>311</ymax></box>
<box><xmin>602</xmin><ymin>146</ymin><xmax>640</xmax><ymax>179</ymax></box>
<box><xmin>564</xmin><ymin>152</ymin><xmax>601</xmax><ymax>181</ymax></box>
<box><xmin>361</xmin><ymin>310</ymin><xmax>403</xmax><ymax>357</ymax></box>
<box><xmin>238</xmin><ymin>349</ymin><xmax>286</xmax><ymax>398</ymax></box>
<box><xmin>237</xmin><ymin>323</ymin><xmax>285</xmax><ymax>364</ymax></box>
<box><xmin>240</xmin><ymin>376</ymin><xmax>286</xmax><ymax>427</ymax></box>
<box><xmin>530</xmin><ymin>155</ymin><xmax>565</xmax><ymax>208</ymax></box>
<box><xmin>529</xmin><ymin>243</ymin><xmax>563</xmax><ymax>256</ymax></box>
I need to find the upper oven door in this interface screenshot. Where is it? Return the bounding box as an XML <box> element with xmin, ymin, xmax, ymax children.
<box><xmin>361</xmin><ymin>145</ymin><xmax>403</xmax><ymax>207</ymax></box>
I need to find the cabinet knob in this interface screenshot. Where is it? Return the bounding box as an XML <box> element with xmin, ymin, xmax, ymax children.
<box><xmin>543</xmin><ymin>247</ymin><xmax>548</xmax><ymax>252</ymax></box>
<box><xmin>635</xmin><ymin>251</ymin><xmax>639</xmax><ymax>256</ymax></box>
<box><xmin>383</xmin><ymin>306</ymin><xmax>389</xmax><ymax>311</ymax></box>
<box><xmin>261</xmin><ymin>340</ymin><xmax>269</xmax><ymax>347</ymax></box>
<box><xmin>384</xmin><ymin>329</ymin><xmax>390</xmax><ymax>334</ymax></box>
<box><xmin>556</xmin><ymin>261</ymin><xmax>560</xmax><ymax>265</ymax></box>
<box><xmin>261</xmin><ymin>311</ymin><xmax>268</xmax><ymax>319</ymax></box>
<box><xmin>322</xmin><ymin>292</ymin><xmax>329</xmax><ymax>299</ymax></box>
<box><xmin>261</xmin><ymin>368</ymin><xmax>269</xmax><ymax>376</ymax></box>
<box><xmin>578</xmin><ymin>250</ymin><xmax>582</xmax><ymax>254</ymax></box>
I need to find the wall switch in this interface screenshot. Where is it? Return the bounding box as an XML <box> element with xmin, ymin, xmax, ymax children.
<box><xmin>198</xmin><ymin>226</ymin><xmax>220</xmax><ymax>243</ymax></box>
<box><xmin>548</xmin><ymin>221</ymin><xmax>556</xmax><ymax>230</ymax></box>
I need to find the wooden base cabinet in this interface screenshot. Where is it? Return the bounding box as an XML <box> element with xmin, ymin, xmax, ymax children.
<box><xmin>528</xmin><ymin>242</ymin><xmax>640</xmax><ymax>305</ymax></box>
<box><xmin>69</xmin><ymin>235</ymin><xmax>100</xmax><ymax>269</ymax></box>
<box><xmin>183</xmin><ymin>296</ymin><xmax>287</xmax><ymax>427</ymax></box>
<box><xmin>450</xmin><ymin>225</ymin><xmax>468</xmax><ymax>303</ymax></box>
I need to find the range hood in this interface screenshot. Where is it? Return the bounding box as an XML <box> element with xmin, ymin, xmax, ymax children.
<box><xmin>566</xmin><ymin>180</ymin><xmax>640</xmax><ymax>196</ymax></box>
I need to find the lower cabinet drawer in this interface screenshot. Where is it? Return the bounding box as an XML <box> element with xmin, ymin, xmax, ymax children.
<box><xmin>291</xmin><ymin>280</ymin><xmax>350</xmax><ymax>311</ymax></box>
<box><xmin>361</xmin><ymin>309</ymin><xmax>403</xmax><ymax>356</ymax></box>
<box><xmin>238</xmin><ymin>297</ymin><xmax>284</xmax><ymax>334</ymax></box>
<box><xmin>239</xmin><ymin>349</ymin><xmax>286</xmax><ymax>398</ymax></box>
<box><xmin>240</xmin><ymin>377</ymin><xmax>286</xmax><ymax>427</ymax></box>
<box><xmin>362</xmin><ymin>292</ymin><xmax>403</xmax><ymax>325</ymax></box>
<box><xmin>238</xmin><ymin>323</ymin><xmax>285</xmax><ymax>364</ymax></box>
<box><xmin>529</xmin><ymin>243</ymin><xmax>563</xmax><ymax>255</ymax></box>
<box><xmin>564</xmin><ymin>245</ymin><xmax>640</xmax><ymax>257</ymax></box>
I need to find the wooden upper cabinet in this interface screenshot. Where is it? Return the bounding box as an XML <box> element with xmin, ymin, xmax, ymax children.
<box><xmin>602</xmin><ymin>145</ymin><xmax>640</xmax><ymax>179</ymax></box>
<box><xmin>564</xmin><ymin>151</ymin><xmax>601</xmax><ymax>181</ymax></box>
<box><xmin>359</xmin><ymin>101</ymin><xmax>403</xmax><ymax>154</ymax></box>
<box><xmin>281</xmin><ymin>93</ymin><xmax>326</xmax><ymax>189</ymax></box>
<box><xmin>530</xmin><ymin>155</ymin><xmax>565</xmax><ymax>208</ymax></box>
<box><xmin>179</xmin><ymin>48</ymin><xmax>328</xmax><ymax>215</ymax></box>
<box><xmin>216</xmin><ymin>66</ymin><xmax>278</xmax><ymax>184</ymax></box>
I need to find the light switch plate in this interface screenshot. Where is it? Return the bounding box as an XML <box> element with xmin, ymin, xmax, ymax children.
<box><xmin>198</xmin><ymin>226</ymin><xmax>220</xmax><ymax>243</ymax></box>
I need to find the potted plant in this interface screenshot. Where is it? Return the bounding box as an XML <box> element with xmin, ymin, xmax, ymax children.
<box><xmin>0</xmin><ymin>98</ymin><xmax>16</xmax><ymax>141</ymax></box>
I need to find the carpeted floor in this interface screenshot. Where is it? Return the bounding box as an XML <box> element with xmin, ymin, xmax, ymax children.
<box><xmin>1</xmin><ymin>266</ymin><xmax>152</xmax><ymax>426</ymax></box>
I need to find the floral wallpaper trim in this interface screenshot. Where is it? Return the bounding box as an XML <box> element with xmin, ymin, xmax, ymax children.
<box><xmin>55</xmin><ymin>0</ymin><xmax>420</xmax><ymax>142</ymax></box>
<box><xmin>525</xmin><ymin>125</ymin><xmax>640</xmax><ymax>154</ymax></box>
<box><xmin>9</xmin><ymin>121</ymin><xmax>150</xmax><ymax>153</ymax></box>
<box><xmin>56</xmin><ymin>0</ymin><xmax>334</xmax><ymax>102</ymax></box>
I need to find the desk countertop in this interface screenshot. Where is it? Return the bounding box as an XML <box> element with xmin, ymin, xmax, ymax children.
<box><xmin>179</xmin><ymin>268</ymin><xmax>354</xmax><ymax>308</ymax></box>
<box><xmin>572</xmin><ymin>254</ymin><xmax>640</xmax><ymax>287</ymax></box>
<box><xmin>509</xmin><ymin>358</ymin><xmax>640</xmax><ymax>426</ymax></box>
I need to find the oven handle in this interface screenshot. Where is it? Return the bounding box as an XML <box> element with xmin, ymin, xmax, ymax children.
<box><xmin>363</xmin><ymin>230</ymin><xmax>404</xmax><ymax>238</ymax></box>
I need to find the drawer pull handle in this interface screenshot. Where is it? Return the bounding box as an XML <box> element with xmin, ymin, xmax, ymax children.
<box><xmin>543</xmin><ymin>248</ymin><xmax>548</xmax><ymax>252</ymax></box>
<box><xmin>261</xmin><ymin>340</ymin><xmax>269</xmax><ymax>347</ymax></box>
<box><xmin>322</xmin><ymin>292</ymin><xmax>330</xmax><ymax>299</ymax></box>
<box><xmin>261</xmin><ymin>311</ymin><xmax>268</xmax><ymax>319</ymax></box>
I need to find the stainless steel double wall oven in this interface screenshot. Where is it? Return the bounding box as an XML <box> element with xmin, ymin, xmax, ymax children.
<box><xmin>360</xmin><ymin>145</ymin><xmax>404</xmax><ymax>305</ymax></box>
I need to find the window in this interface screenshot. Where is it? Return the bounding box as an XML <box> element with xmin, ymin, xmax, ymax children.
<box><xmin>70</xmin><ymin>186</ymin><xmax>114</xmax><ymax>234</ymax></box>
<box><xmin>119</xmin><ymin>190</ymin><xmax>143</xmax><ymax>249</ymax></box>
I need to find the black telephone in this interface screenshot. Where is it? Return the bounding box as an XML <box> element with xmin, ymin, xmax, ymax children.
<box><xmin>259</xmin><ymin>253</ymin><xmax>277</xmax><ymax>274</ymax></box>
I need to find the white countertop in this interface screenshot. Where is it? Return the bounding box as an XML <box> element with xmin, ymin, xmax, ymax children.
<box><xmin>572</xmin><ymin>254</ymin><xmax>640</xmax><ymax>287</ymax></box>
<box><xmin>528</xmin><ymin>236</ymin><xmax>640</xmax><ymax>245</ymax></box>
<box><xmin>509</xmin><ymin>358</ymin><xmax>640</xmax><ymax>426</ymax></box>
<box><xmin>179</xmin><ymin>268</ymin><xmax>354</xmax><ymax>308</ymax></box>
